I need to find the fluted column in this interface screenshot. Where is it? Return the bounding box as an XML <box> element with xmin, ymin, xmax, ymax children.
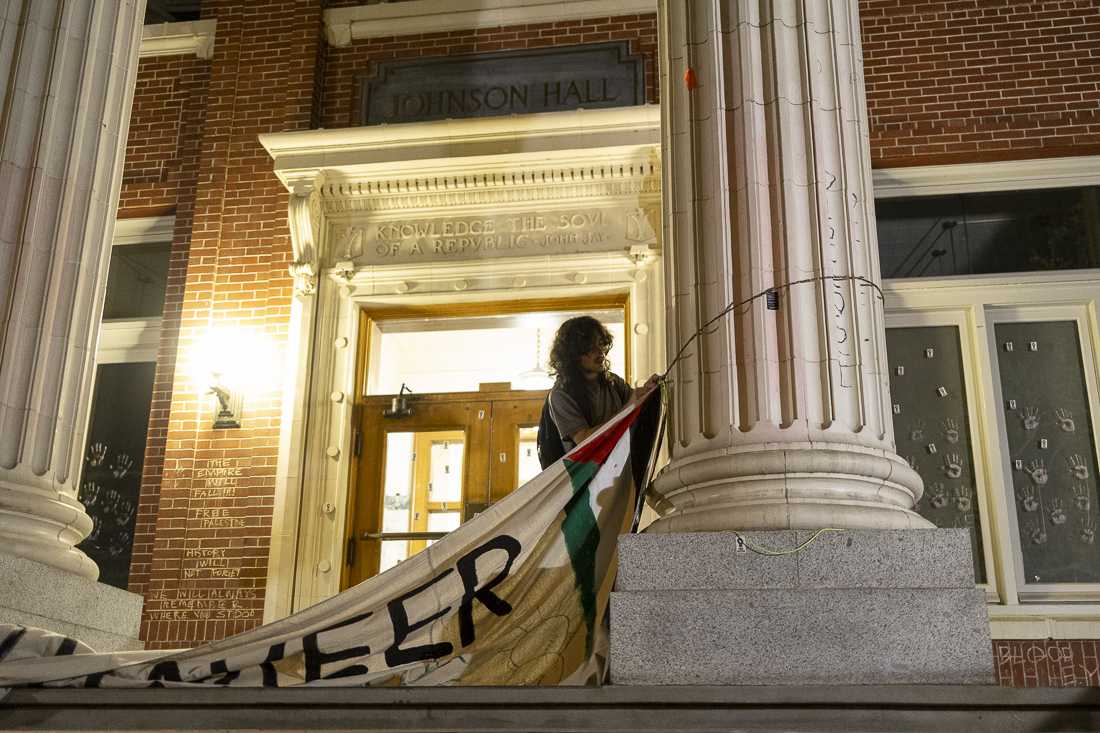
<box><xmin>0</xmin><ymin>0</ymin><xmax>146</xmax><ymax>578</ymax></box>
<box><xmin>651</xmin><ymin>0</ymin><xmax>930</xmax><ymax>531</ymax></box>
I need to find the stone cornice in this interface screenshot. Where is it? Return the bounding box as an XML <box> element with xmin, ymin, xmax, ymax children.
<box><xmin>319</xmin><ymin>162</ymin><xmax>660</xmax><ymax>215</ymax></box>
<box><xmin>260</xmin><ymin>106</ymin><xmax>660</xmax><ymax>186</ymax></box>
<box><xmin>324</xmin><ymin>0</ymin><xmax>656</xmax><ymax>46</ymax></box>
<box><xmin>140</xmin><ymin>19</ymin><xmax>217</xmax><ymax>60</ymax></box>
<box><xmin>260</xmin><ymin>106</ymin><xmax>661</xmax><ymax>214</ymax></box>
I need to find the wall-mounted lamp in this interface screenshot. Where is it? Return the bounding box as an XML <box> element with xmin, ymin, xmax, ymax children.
<box><xmin>383</xmin><ymin>383</ymin><xmax>413</xmax><ymax>419</ymax></box>
<box><xmin>209</xmin><ymin>372</ymin><xmax>242</xmax><ymax>429</ymax></box>
<box><xmin>195</xmin><ymin>326</ymin><xmax>277</xmax><ymax>430</ymax></box>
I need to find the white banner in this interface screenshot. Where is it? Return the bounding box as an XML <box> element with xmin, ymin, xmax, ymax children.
<box><xmin>0</xmin><ymin>393</ymin><xmax>662</xmax><ymax>688</ymax></box>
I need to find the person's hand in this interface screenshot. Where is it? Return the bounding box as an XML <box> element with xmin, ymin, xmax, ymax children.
<box><xmin>633</xmin><ymin>373</ymin><xmax>661</xmax><ymax>401</ymax></box>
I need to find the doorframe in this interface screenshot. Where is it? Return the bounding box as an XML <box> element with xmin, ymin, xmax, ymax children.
<box><xmin>265</xmin><ymin>251</ymin><xmax>664</xmax><ymax>620</ymax></box>
<box><xmin>259</xmin><ymin>106</ymin><xmax>665</xmax><ymax>622</ymax></box>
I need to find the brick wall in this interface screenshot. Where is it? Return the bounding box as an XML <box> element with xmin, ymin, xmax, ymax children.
<box><xmin>321</xmin><ymin>13</ymin><xmax>659</xmax><ymax>129</ymax></box>
<box><xmin>118</xmin><ymin>56</ymin><xmax>210</xmax><ymax>218</ymax></box>
<box><xmin>861</xmin><ymin>0</ymin><xmax>1100</xmax><ymax>167</ymax></box>
<box><xmin>995</xmin><ymin>640</ymin><xmax>1100</xmax><ymax>687</ymax></box>
<box><xmin>135</xmin><ymin>0</ymin><xmax>325</xmax><ymax>649</ymax></box>
<box><xmin>121</xmin><ymin>55</ymin><xmax>209</xmax><ymax>601</ymax></box>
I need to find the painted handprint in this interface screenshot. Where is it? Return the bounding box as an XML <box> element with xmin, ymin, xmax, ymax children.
<box><xmin>1067</xmin><ymin>454</ymin><xmax>1090</xmax><ymax>481</ymax></box>
<box><xmin>80</xmin><ymin>481</ymin><xmax>102</xmax><ymax>507</ymax></box>
<box><xmin>1072</xmin><ymin>483</ymin><xmax>1091</xmax><ymax>512</ymax></box>
<box><xmin>111</xmin><ymin>452</ymin><xmax>134</xmax><ymax>479</ymax></box>
<box><xmin>954</xmin><ymin>485</ymin><xmax>972</xmax><ymax>513</ymax></box>
<box><xmin>1080</xmin><ymin>515</ymin><xmax>1096</xmax><ymax>545</ymax></box>
<box><xmin>113</xmin><ymin>499</ymin><xmax>135</xmax><ymax>525</ymax></box>
<box><xmin>1026</xmin><ymin>520</ymin><xmax>1048</xmax><ymax>545</ymax></box>
<box><xmin>942</xmin><ymin>418</ymin><xmax>961</xmax><ymax>444</ymax></box>
<box><xmin>1049</xmin><ymin>497</ymin><xmax>1067</xmax><ymax>526</ymax></box>
<box><xmin>942</xmin><ymin>453</ymin><xmax>963</xmax><ymax>480</ymax></box>
<box><xmin>1026</xmin><ymin>459</ymin><xmax>1048</xmax><ymax>486</ymax></box>
<box><xmin>909</xmin><ymin>419</ymin><xmax>926</xmax><ymax>442</ymax></box>
<box><xmin>928</xmin><ymin>482</ymin><xmax>948</xmax><ymax>510</ymax></box>
<box><xmin>87</xmin><ymin>442</ymin><xmax>107</xmax><ymax>467</ymax></box>
<box><xmin>86</xmin><ymin>514</ymin><xmax>101</xmax><ymax>543</ymax></box>
<box><xmin>1056</xmin><ymin>408</ymin><xmax>1076</xmax><ymax>433</ymax></box>
<box><xmin>1020</xmin><ymin>406</ymin><xmax>1040</xmax><ymax>431</ymax></box>
<box><xmin>1017</xmin><ymin>484</ymin><xmax>1040</xmax><ymax>513</ymax></box>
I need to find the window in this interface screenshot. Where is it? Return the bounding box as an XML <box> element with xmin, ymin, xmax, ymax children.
<box><xmin>877</xmin><ymin>158</ymin><xmax>1100</xmax><ymax>635</ymax></box>
<box><xmin>77</xmin><ymin>217</ymin><xmax>172</xmax><ymax>590</ymax></box>
<box><xmin>877</xmin><ymin>186</ymin><xmax>1100</xmax><ymax>279</ymax></box>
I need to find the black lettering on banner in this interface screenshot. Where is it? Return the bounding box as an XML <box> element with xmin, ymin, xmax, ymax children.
<box><xmin>457</xmin><ymin>535</ymin><xmax>521</xmax><ymax>647</ymax></box>
<box><xmin>147</xmin><ymin>660</ymin><xmax>182</xmax><ymax>686</ymax></box>
<box><xmin>259</xmin><ymin>642</ymin><xmax>286</xmax><ymax>686</ymax></box>
<box><xmin>384</xmin><ymin>569</ymin><xmax>455</xmax><ymax>667</ymax></box>
<box><xmin>209</xmin><ymin>658</ymin><xmax>240</xmax><ymax>685</ymax></box>
<box><xmin>303</xmin><ymin>610</ymin><xmax>374</xmax><ymax>682</ymax></box>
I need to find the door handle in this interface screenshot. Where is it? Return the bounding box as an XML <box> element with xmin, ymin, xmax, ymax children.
<box><xmin>361</xmin><ymin>531</ymin><xmax>447</xmax><ymax>541</ymax></box>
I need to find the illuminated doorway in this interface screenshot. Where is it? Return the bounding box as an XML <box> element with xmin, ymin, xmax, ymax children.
<box><xmin>343</xmin><ymin>299</ymin><xmax>627</xmax><ymax>587</ymax></box>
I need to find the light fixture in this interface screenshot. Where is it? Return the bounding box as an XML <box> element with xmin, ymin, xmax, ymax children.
<box><xmin>209</xmin><ymin>373</ymin><xmax>241</xmax><ymax>429</ymax></box>
<box><xmin>194</xmin><ymin>325</ymin><xmax>279</xmax><ymax>430</ymax></box>
<box><xmin>383</xmin><ymin>383</ymin><xmax>413</xmax><ymax>418</ymax></box>
<box><xmin>514</xmin><ymin>327</ymin><xmax>554</xmax><ymax>390</ymax></box>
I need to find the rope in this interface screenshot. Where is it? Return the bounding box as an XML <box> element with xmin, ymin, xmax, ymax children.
<box><xmin>661</xmin><ymin>274</ymin><xmax>885</xmax><ymax>380</ymax></box>
<box><xmin>734</xmin><ymin>527</ymin><xmax>846</xmax><ymax>556</ymax></box>
<box><xmin>634</xmin><ymin>274</ymin><xmax>883</xmax><ymax>546</ymax></box>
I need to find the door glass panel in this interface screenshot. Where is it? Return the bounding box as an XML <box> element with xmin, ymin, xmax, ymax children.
<box><xmin>428</xmin><ymin>439</ymin><xmax>464</xmax><ymax>503</ymax></box>
<box><xmin>382</xmin><ymin>432</ymin><xmax>414</xmax><ymax>533</ymax></box>
<box><xmin>380</xmin><ymin>540</ymin><xmax>409</xmax><ymax>574</ymax></box>
<box><xmin>886</xmin><ymin>326</ymin><xmax>986</xmax><ymax>583</ymax></box>
<box><xmin>517</xmin><ymin>426</ymin><xmax>541</xmax><ymax>485</ymax></box>
<box><xmin>427</xmin><ymin>512</ymin><xmax>461</xmax><ymax>533</ymax></box>
<box><xmin>995</xmin><ymin>320</ymin><xmax>1100</xmax><ymax>584</ymax></box>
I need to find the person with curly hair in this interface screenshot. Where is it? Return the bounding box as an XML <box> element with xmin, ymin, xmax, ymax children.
<box><xmin>546</xmin><ymin>315</ymin><xmax>658</xmax><ymax>452</ymax></box>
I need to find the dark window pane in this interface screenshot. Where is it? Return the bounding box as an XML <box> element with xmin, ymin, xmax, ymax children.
<box><xmin>886</xmin><ymin>325</ymin><xmax>986</xmax><ymax>583</ymax></box>
<box><xmin>102</xmin><ymin>242</ymin><xmax>171</xmax><ymax>319</ymax></box>
<box><xmin>77</xmin><ymin>362</ymin><xmax>157</xmax><ymax>590</ymax></box>
<box><xmin>876</xmin><ymin>186</ymin><xmax>1100</xmax><ymax>278</ymax></box>
<box><xmin>995</xmin><ymin>321</ymin><xmax>1100</xmax><ymax>584</ymax></box>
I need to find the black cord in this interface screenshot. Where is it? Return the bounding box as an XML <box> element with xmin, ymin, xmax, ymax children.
<box><xmin>661</xmin><ymin>274</ymin><xmax>885</xmax><ymax>380</ymax></box>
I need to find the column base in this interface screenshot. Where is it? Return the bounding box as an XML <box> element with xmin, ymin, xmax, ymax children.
<box><xmin>609</xmin><ymin>530</ymin><xmax>993</xmax><ymax>685</ymax></box>
<box><xmin>648</xmin><ymin>445</ymin><xmax>934</xmax><ymax>531</ymax></box>
<box><xmin>0</xmin><ymin>553</ymin><xmax>143</xmax><ymax>652</ymax></box>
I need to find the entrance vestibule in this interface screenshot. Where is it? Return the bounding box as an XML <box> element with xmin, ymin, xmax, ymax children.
<box><xmin>343</xmin><ymin>300</ymin><xmax>629</xmax><ymax>587</ymax></box>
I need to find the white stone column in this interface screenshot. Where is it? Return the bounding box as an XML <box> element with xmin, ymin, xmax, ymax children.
<box><xmin>651</xmin><ymin>0</ymin><xmax>930</xmax><ymax>531</ymax></box>
<box><xmin>0</xmin><ymin>0</ymin><xmax>146</xmax><ymax>580</ymax></box>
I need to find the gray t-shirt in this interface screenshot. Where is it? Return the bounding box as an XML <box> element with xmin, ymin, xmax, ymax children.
<box><xmin>548</xmin><ymin>374</ymin><xmax>633</xmax><ymax>450</ymax></box>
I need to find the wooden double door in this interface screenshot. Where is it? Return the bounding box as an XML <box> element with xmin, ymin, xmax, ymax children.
<box><xmin>344</xmin><ymin>389</ymin><xmax>546</xmax><ymax>587</ymax></box>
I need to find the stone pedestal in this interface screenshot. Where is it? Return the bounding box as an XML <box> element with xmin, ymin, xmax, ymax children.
<box><xmin>610</xmin><ymin>530</ymin><xmax>994</xmax><ymax>685</ymax></box>
<box><xmin>0</xmin><ymin>554</ymin><xmax>142</xmax><ymax>652</ymax></box>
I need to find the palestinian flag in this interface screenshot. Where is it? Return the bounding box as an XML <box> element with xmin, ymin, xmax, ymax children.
<box><xmin>0</xmin><ymin>390</ymin><xmax>663</xmax><ymax>688</ymax></box>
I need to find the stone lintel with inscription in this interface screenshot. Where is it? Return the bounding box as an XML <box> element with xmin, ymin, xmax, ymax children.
<box><xmin>330</xmin><ymin>204</ymin><xmax>659</xmax><ymax>266</ymax></box>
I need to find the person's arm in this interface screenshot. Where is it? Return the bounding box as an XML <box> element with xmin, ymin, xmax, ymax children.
<box><xmin>549</xmin><ymin>389</ymin><xmax>589</xmax><ymax>448</ymax></box>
